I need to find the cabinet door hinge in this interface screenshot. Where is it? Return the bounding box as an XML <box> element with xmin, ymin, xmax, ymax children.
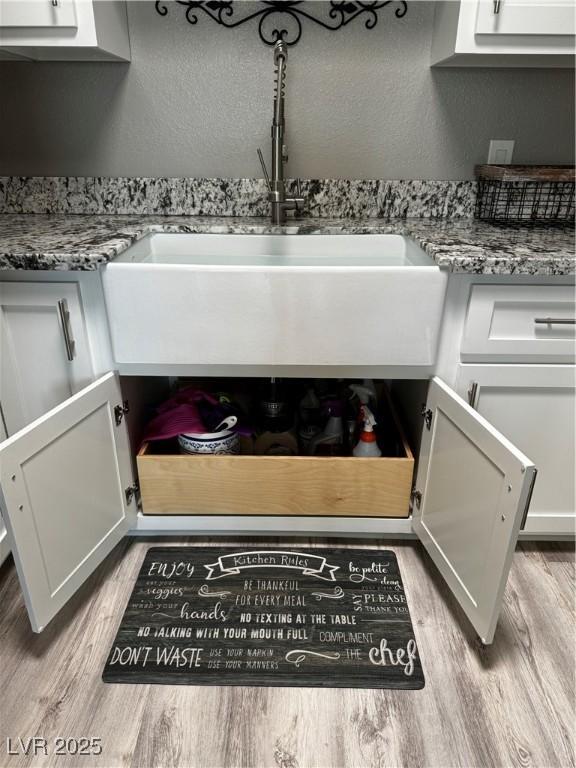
<box><xmin>114</xmin><ymin>400</ymin><xmax>130</xmax><ymax>426</ymax></box>
<box><xmin>125</xmin><ymin>482</ymin><xmax>139</xmax><ymax>506</ymax></box>
<box><xmin>411</xmin><ymin>489</ymin><xmax>422</xmax><ymax>509</ymax></box>
<box><xmin>421</xmin><ymin>406</ymin><xmax>433</xmax><ymax>431</ymax></box>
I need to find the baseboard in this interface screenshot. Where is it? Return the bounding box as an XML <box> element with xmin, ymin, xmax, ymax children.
<box><xmin>131</xmin><ymin>514</ymin><xmax>416</xmax><ymax>538</ymax></box>
<box><xmin>131</xmin><ymin>513</ymin><xmax>574</xmax><ymax>540</ymax></box>
<box><xmin>520</xmin><ymin>514</ymin><xmax>576</xmax><ymax>538</ymax></box>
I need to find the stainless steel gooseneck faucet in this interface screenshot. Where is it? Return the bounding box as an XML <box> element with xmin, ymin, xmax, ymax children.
<box><xmin>258</xmin><ymin>41</ymin><xmax>304</xmax><ymax>225</ymax></box>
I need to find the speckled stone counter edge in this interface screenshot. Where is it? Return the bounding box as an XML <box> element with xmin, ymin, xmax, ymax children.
<box><xmin>0</xmin><ymin>214</ymin><xmax>573</xmax><ymax>275</ymax></box>
<box><xmin>0</xmin><ymin>177</ymin><xmax>476</xmax><ymax>219</ymax></box>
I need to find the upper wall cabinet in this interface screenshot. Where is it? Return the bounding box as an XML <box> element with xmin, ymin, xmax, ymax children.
<box><xmin>1</xmin><ymin>0</ymin><xmax>78</xmax><ymax>28</ymax></box>
<box><xmin>0</xmin><ymin>0</ymin><xmax>130</xmax><ymax>61</ymax></box>
<box><xmin>431</xmin><ymin>0</ymin><xmax>575</xmax><ymax>67</ymax></box>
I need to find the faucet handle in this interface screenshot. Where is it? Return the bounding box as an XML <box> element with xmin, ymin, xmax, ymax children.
<box><xmin>257</xmin><ymin>148</ymin><xmax>272</xmax><ymax>192</ymax></box>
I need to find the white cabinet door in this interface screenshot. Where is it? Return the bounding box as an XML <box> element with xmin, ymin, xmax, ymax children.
<box><xmin>0</xmin><ymin>514</ymin><xmax>8</xmax><ymax>565</ymax></box>
<box><xmin>457</xmin><ymin>365</ymin><xmax>575</xmax><ymax>536</ymax></box>
<box><xmin>476</xmin><ymin>0</ymin><xmax>576</xmax><ymax>36</ymax></box>
<box><xmin>413</xmin><ymin>377</ymin><xmax>536</xmax><ymax>645</ymax></box>
<box><xmin>0</xmin><ymin>0</ymin><xmax>77</xmax><ymax>28</ymax></box>
<box><xmin>0</xmin><ymin>412</ymin><xmax>8</xmax><ymax>566</ymax></box>
<box><xmin>0</xmin><ymin>410</ymin><xmax>7</xmax><ymax>564</ymax></box>
<box><xmin>0</xmin><ymin>372</ymin><xmax>136</xmax><ymax>632</ymax></box>
<box><xmin>0</xmin><ymin>282</ymin><xmax>94</xmax><ymax>435</ymax></box>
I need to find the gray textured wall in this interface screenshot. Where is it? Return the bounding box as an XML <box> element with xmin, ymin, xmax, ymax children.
<box><xmin>0</xmin><ymin>1</ymin><xmax>573</xmax><ymax>179</ymax></box>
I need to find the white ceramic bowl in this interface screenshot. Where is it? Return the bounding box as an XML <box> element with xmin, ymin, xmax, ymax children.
<box><xmin>178</xmin><ymin>429</ymin><xmax>240</xmax><ymax>455</ymax></box>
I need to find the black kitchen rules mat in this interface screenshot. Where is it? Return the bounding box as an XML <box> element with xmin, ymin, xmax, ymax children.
<box><xmin>102</xmin><ymin>547</ymin><xmax>425</xmax><ymax>689</ymax></box>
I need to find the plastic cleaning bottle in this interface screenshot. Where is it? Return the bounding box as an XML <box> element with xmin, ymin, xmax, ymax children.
<box><xmin>353</xmin><ymin>405</ymin><xmax>382</xmax><ymax>458</ymax></box>
<box><xmin>362</xmin><ymin>379</ymin><xmax>377</xmax><ymax>402</ymax></box>
<box><xmin>299</xmin><ymin>387</ymin><xmax>320</xmax><ymax>424</ymax></box>
<box><xmin>308</xmin><ymin>400</ymin><xmax>344</xmax><ymax>456</ymax></box>
<box><xmin>349</xmin><ymin>384</ymin><xmax>374</xmax><ymax>407</ymax></box>
<box><xmin>298</xmin><ymin>386</ymin><xmax>322</xmax><ymax>452</ymax></box>
<box><xmin>346</xmin><ymin>384</ymin><xmax>375</xmax><ymax>450</ymax></box>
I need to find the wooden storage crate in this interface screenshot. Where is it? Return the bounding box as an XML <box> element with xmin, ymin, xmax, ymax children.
<box><xmin>137</xmin><ymin>389</ymin><xmax>414</xmax><ymax>518</ymax></box>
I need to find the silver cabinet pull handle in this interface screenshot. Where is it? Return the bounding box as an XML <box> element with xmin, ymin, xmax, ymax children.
<box><xmin>57</xmin><ymin>299</ymin><xmax>76</xmax><ymax>361</ymax></box>
<box><xmin>493</xmin><ymin>0</ymin><xmax>501</xmax><ymax>13</ymax></box>
<box><xmin>534</xmin><ymin>317</ymin><xmax>576</xmax><ymax>325</ymax></box>
<box><xmin>467</xmin><ymin>381</ymin><xmax>479</xmax><ymax>409</ymax></box>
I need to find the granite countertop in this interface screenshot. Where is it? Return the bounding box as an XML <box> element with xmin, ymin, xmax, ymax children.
<box><xmin>0</xmin><ymin>214</ymin><xmax>573</xmax><ymax>275</ymax></box>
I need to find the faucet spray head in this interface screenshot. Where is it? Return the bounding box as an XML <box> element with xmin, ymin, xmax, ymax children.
<box><xmin>274</xmin><ymin>39</ymin><xmax>287</xmax><ymax>65</ymax></box>
<box><xmin>273</xmin><ymin>40</ymin><xmax>287</xmax><ymax>126</ymax></box>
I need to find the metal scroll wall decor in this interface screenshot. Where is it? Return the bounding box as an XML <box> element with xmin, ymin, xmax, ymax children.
<box><xmin>154</xmin><ymin>1</ymin><xmax>408</xmax><ymax>47</ymax></box>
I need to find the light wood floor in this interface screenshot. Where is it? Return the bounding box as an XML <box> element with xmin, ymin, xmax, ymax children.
<box><xmin>0</xmin><ymin>537</ymin><xmax>574</xmax><ymax>768</ymax></box>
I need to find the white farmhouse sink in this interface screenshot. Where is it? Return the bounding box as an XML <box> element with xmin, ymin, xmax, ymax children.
<box><xmin>112</xmin><ymin>233</ymin><xmax>435</xmax><ymax>268</ymax></box>
<box><xmin>102</xmin><ymin>232</ymin><xmax>448</xmax><ymax>369</ymax></box>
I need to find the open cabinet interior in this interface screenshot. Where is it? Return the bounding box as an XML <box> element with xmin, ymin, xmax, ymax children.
<box><xmin>126</xmin><ymin>375</ymin><xmax>416</xmax><ymax>518</ymax></box>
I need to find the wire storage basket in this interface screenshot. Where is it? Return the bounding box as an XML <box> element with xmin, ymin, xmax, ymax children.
<box><xmin>475</xmin><ymin>165</ymin><xmax>575</xmax><ymax>224</ymax></box>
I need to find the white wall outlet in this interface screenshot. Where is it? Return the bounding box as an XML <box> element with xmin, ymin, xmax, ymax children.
<box><xmin>487</xmin><ymin>140</ymin><xmax>515</xmax><ymax>165</ymax></box>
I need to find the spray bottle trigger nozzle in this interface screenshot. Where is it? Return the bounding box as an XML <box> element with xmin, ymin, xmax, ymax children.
<box><xmin>360</xmin><ymin>405</ymin><xmax>377</xmax><ymax>432</ymax></box>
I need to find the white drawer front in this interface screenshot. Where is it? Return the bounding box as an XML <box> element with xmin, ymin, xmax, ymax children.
<box><xmin>462</xmin><ymin>285</ymin><xmax>576</xmax><ymax>363</ymax></box>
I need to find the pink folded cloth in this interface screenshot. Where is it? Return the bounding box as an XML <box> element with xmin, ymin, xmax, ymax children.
<box><xmin>142</xmin><ymin>403</ymin><xmax>206</xmax><ymax>442</ymax></box>
<box><xmin>142</xmin><ymin>387</ymin><xmax>219</xmax><ymax>442</ymax></box>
